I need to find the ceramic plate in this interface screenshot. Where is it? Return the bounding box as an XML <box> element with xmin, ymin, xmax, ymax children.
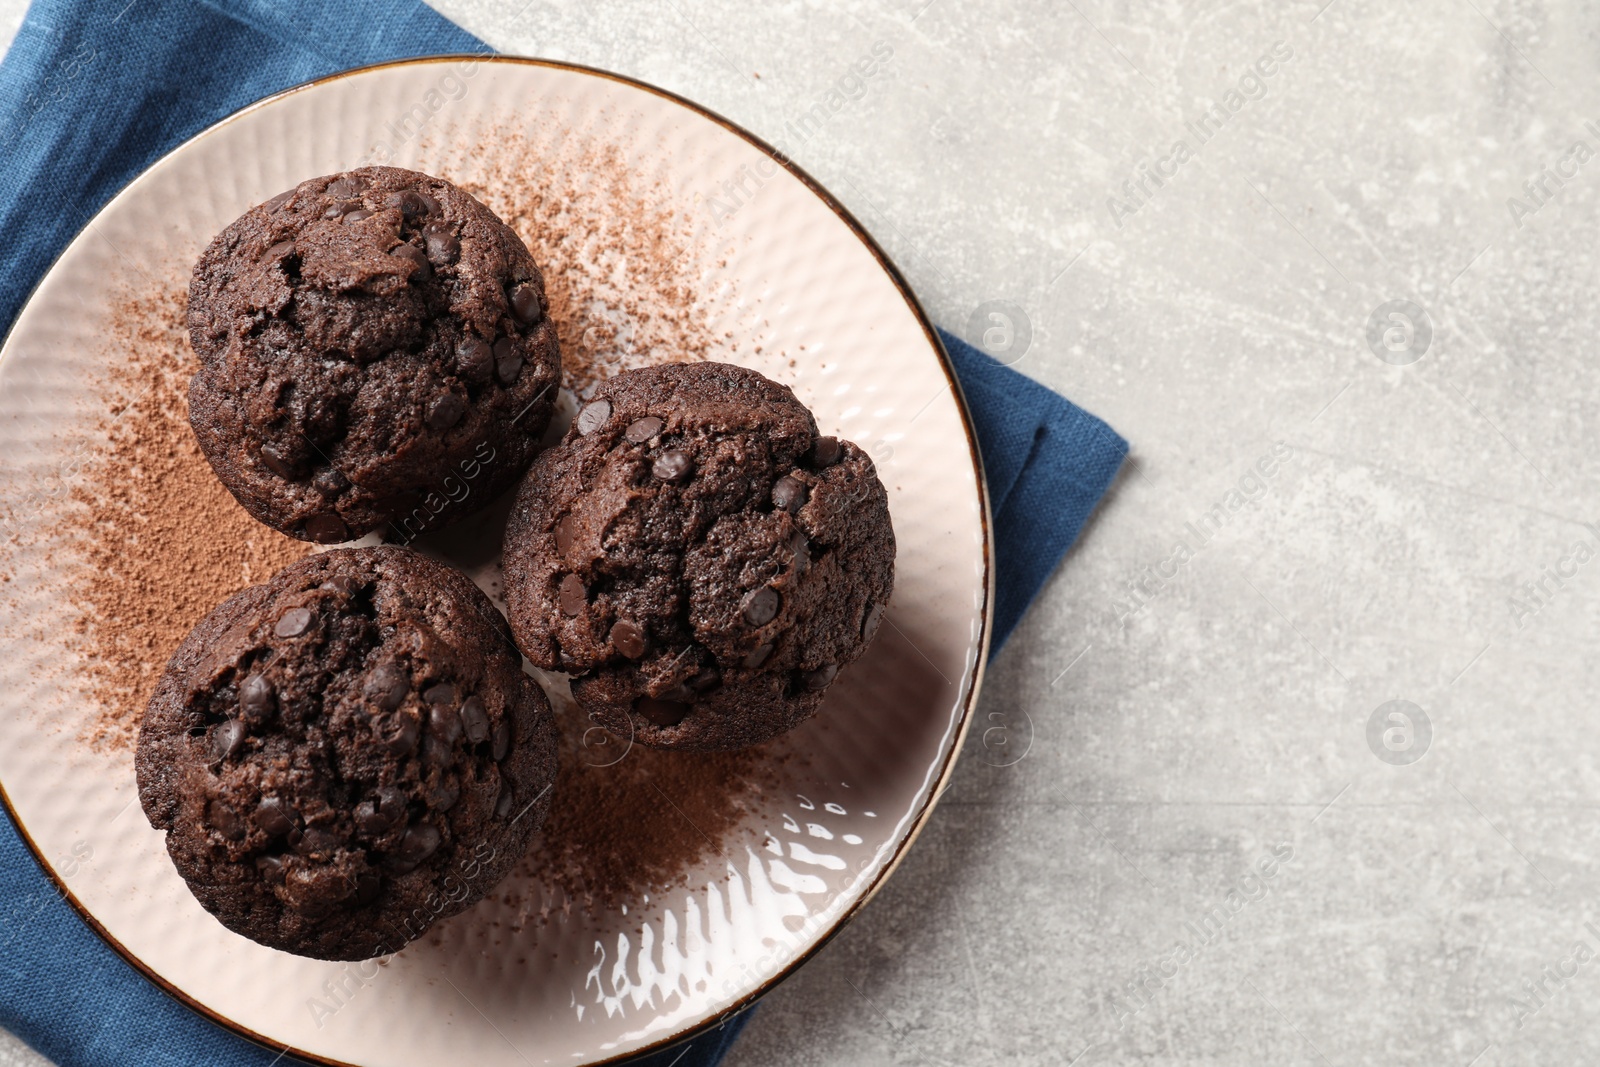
<box><xmin>0</xmin><ymin>57</ymin><xmax>990</xmax><ymax>1065</ymax></box>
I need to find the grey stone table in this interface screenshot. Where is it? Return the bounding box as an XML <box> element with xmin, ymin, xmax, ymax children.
<box><xmin>5</xmin><ymin>1</ymin><xmax>1600</xmax><ymax>1064</ymax></box>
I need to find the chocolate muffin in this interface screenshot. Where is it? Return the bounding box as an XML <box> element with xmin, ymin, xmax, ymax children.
<box><xmin>136</xmin><ymin>546</ymin><xmax>557</xmax><ymax>960</ymax></box>
<box><xmin>501</xmin><ymin>362</ymin><xmax>894</xmax><ymax>751</ymax></box>
<box><xmin>186</xmin><ymin>166</ymin><xmax>561</xmax><ymax>544</ymax></box>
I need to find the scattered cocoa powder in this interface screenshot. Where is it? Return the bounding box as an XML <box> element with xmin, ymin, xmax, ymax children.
<box><xmin>457</xmin><ymin>130</ymin><xmax>731</xmax><ymax>395</ymax></box>
<box><xmin>512</xmin><ymin>696</ymin><xmax>785</xmax><ymax>917</ymax></box>
<box><xmin>65</xmin><ymin>281</ymin><xmax>309</xmax><ymax>750</ymax></box>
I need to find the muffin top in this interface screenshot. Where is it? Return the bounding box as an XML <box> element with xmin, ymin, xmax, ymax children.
<box><xmin>136</xmin><ymin>546</ymin><xmax>557</xmax><ymax>960</ymax></box>
<box><xmin>502</xmin><ymin>361</ymin><xmax>894</xmax><ymax>750</ymax></box>
<box><xmin>186</xmin><ymin>165</ymin><xmax>560</xmax><ymax>544</ymax></box>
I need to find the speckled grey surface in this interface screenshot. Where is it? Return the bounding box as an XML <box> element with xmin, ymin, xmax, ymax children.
<box><xmin>6</xmin><ymin>1</ymin><xmax>1600</xmax><ymax>1064</ymax></box>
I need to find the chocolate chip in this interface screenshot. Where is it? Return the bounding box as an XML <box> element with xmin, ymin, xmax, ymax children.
<box><xmin>772</xmin><ymin>475</ymin><xmax>808</xmax><ymax>513</ymax></box>
<box><xmin>356</xmin><ymin>787</ymin><xmax>406</xmax><ymax>835</ymax></box>
<box><xmin>424</xmin><ymin>683</ymin><xmax>456</xmax><ymax>706</ymax></box>
<box><xmin>426</xmin><ymin>391</ymin><xmax>465</xmax><ymax>430</ymax></box>
<box><xmin>378</xmin><ymin>786</ymin><xmax>407</xmax><ymax>821</ymax></box>
<box><xmin>576</xmin><ymin>399</ymin><xmax>611</xmax><ymax>435</ymax></box>
<box><xmin>312</xmin><ymin>468</ymin><xmax>348</xmax><ymax>497</ymax></box>
<box><xmin>256</xmin><ymin>854</ymin><xmax>287</xmax><ymax>883</ymax></box>
<box><xmin>206</xmin><ymin>798</ymin><xmax>245</xmax><ymax>839</ymax></box>
<box><xmin>320</xmin><ymin>574</ymin><xmax>359</xmax><ymax>597</ymax></box>
<box><xmin>393</xmin><ymin>823</ymin><xmax>441</xmax><ymax>870</ymax></box>
<box><xmin>788</xmin><ymin>531</ymin><xmax>811</xmax><ymax>575</ymax></box>
<box><xmin>809</xmin><ymin>436</ymin><xmax>843</xmax><ymax>468</ymax></box>
<box><xmin>263</xmin><ymin>190</ymin><xmax>294</xmax><ymax>212</ymax></box>
<box><xmin>456</xmin><ymin>337</ymin><xmax>494</xmax><ymax>384</ymax></box>
<box><xmin>423</xmin><ymin>732</ymin><xmax>453</xmax><ymax>766</ymax></box>
<box><xmin>610</xmin><ymin>619</ymin><xmax>647</xmax><ymax>659</ymax></box>
<box><xmin>326</xmin><ymin>176</ymin><xmax>366</xmax><ymax>199</ymax></box>
<box><xmin>366</xmin><ymin>663</ymin><xmax>409</xmax><ymax>711</ymax></box>
<box><xmin>559</xmin><ymin>574</ymin><xmax>586</xmax><ymax>616</ymax></box>
<box><xmin>741</xmin><ymin>586</ymin><xmax>780</xmax><ymax>627</ymax></box>
<box><xmin>254</xmin><ymin>796</ymin><xmax>295</xmax><ymax>837</ymax></box>
<box><xmin>625</xmin><ymin>416</ymin><xmax>663</xmax><ymax>443</ymax></box>
<box><xmin>554</xmin><ymin>514</ymin><xmax>574</xmax><ymax>553</ymax></box>
<box><xmin>264</xmin><ymin>239</ymin><xmax>295</xmax><ymax>260</ymax></box>
<box><xmin>238</xmin><ymin>674</ymin><xmax>274</xmax><ymax>724</ymax></box>
<box><xmin>460</xmin><ymin>696</ymin><xmax>489</xmax><ymax>743</ymax></box>
<box><xmin>423</xmin><ymin>221</ymin><xmax>460</xmax><ymax>265</ymax></box>
<box><xmin>385</xmin><ymin>189</ymin><xmax>435</xmax><ymax>218</ymax></box>
<box><xmin>352</xmin><ymin>871</ymin><xmax>383</xmax><ymax>905</ymax></box>
<box><xmin>274</xmin><ymin>606</ymin><xmax>313</xmax><ymax>637</ymax></box>
<box><xmin>635</xmin><ymin>697</ymin><xmax>691</xmax><ymax>727</ymax></box>
<box><xmin>429</xmin><ymin>702</ymin><xmax>463</xmax><ymax>745</ymax></box>
<box><xmin>391</xmin><ymin>242</ymin><xmax>431</xmax><ymax>281</ymax></box>
<box><xmin>304</xmin><ymin>514</ymin><xmax>349</xmax><ymax>544</ymax></box>
<box><xmin>801</xmin><ymin>663</ymin><xmax>839</xmax><ymax>691</ymax></box>
<box><xmin>299</xmin><ymin>827</ymin><xmax>345</xmax><ymax>855</ymax></box>
<box><xmin>322</xmin><ymin>203</ymin><xmax>347</xmax><ymax>219</ymax></box>
<box><xmin>661</xmin><ymin>682</ymin><xmax>696</xmax><ymax>703</ymax></box>
<box><xmin>862</xmin><ymin>602</ymin><xmax>885</xmax><ymax>642</ymax></box>
<box><xmin>342</xmin><ymin>208</ymin><xmax>372</xmax><ymax>224</ymax></box>
<box><xmin>429</xmin><ymin>778</ymin><xmax>461</xmax><ymax>812</ymax></box>
<box><xmin>492</xmin><ymin>718</ymin><xmax>512</xmax><ymax>762</ymax></box>
<box><xmin>259</xmin><ymin>442</ymin><xmax>298</xmax><ymax>479</ymax></box>
<box><xmin>509</xmin><ymin>282</ymin><xmax>543</xmax><ymax>325</ymax></box>
<box><xmin>493</xmin><ymin>337</ymin><xmax>523</xmax><ymax>384</ymax></box>
<box><xmin>353</xmin><ymin>800</ymin><xmax>384</xmax><ymax>835</ymax></box>
<box><xmin>653</xmin><ymin>450</ymin><xmax>694</xmax><ymax>482</ymax></box>
<box><xmin>377</xmin><ymin>709</ymin><xmax>421</xmax><ymax>755</ymax></box>
<box><xmin>209</xmin><ymin>716</ymin><xmax>243</xmax><ymax>758</ymax></box>
<box><xmin>742</xmin><ymin>642</ymin><xmax>774</xmax><ymax>669</ymax></box>
<box><xmin>691</xmin><ymin>666</ymin><xmax>722</xmax><ymax>692</ymax></box>
<box><xmin>494</xmin><ymin>786</ymin><xmax>515</xmax><ymax>819</ymax></box>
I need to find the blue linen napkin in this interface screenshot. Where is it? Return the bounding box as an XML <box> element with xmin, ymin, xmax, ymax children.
<box><xmin>936</xmin><ymin>329</ymin><xmax>1128</xmax><ymax>644</ymax></box>
<box><xmin>0</xmin><ymin>1</ymin><xmax>1128</xmax><ymax>1065</ymax></box>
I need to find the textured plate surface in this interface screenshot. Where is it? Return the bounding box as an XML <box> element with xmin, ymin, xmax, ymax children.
<box><xmin>0</xmin><ymin>58</ymin><xmax>989</xmax><ymax>1066</ymax></box>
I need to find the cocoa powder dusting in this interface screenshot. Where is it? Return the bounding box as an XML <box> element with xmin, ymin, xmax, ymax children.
<box><xmin>460</xmin><ymin>131</ymin><xmax>730</xmax><ymax>395</ymax></box>
<box><xmin>67</xmin><ymin>282</ymin><xmax>309</xmax><ymax>750</ymax></box>
<box><xmin>510</xmin><ymin>695</ymin><xmax>795</xmax><ymax>918</ymax></box>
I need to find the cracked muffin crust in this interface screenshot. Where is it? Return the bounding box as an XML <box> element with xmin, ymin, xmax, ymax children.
<box><xmin>186</xmin><ymin>166</ymin><xmax>561</xmax><ymax>544</ymax></box>
<box><xmin>136</xmin><ymin>546</ymin><xmax>557</xmax><ymax>960</ymax></box>
<box><xmin>501</xmin><ymin>361</ymin><xmax>895</xmax><ymax>752</ymax></box>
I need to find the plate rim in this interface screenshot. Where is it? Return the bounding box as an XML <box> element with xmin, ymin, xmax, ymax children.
<box><xmin>0</xmin><ymin>52</ymin><xmax>996</xmax><ymax>1066</ymax></box>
